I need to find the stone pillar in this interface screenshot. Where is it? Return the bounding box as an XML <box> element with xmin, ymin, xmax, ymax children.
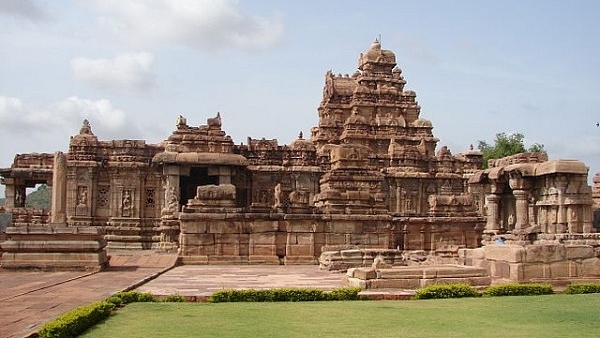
<box><xmin>485</xmin><ymin>194</ymin><xmax>500</xmax><ymax>231</ymax></box>
<box><xmin>513</xmin><ymin>190</ymin><xmax>529</xmax><ymax>230</ymax></box>
<box><xmin>528</xmin><ymin>195</ymin><xmax>537</xmax><ymax>225</ymax></box>
<box><xmin>582</xmin><ymin>205</ymin><xmax>593</xmax><ymax>233</ymax></box>
<box><xmin>51</xmin><ymin>151</ymin><xmax>67</xmax><ymax>224</ymax></box>
<box><xmin>3</xmin><ymin>180</ymin><xmax>15</xmax><ymax>209</ymax></box>
<box><xmin>556</xmin><ymin>181</ymin><xmax>567</xmax><ymax>233</ymax></box>
<box><xmin>395</xmin><ymin>186</ymin><xmax>401</xmax><ymax>213</ymax></box>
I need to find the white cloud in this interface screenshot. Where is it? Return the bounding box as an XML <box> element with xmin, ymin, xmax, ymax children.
<box><xmin>92</xmin><ymin>0</ymin><xmax>283</xmax><ymax>51</ymax></box>
<box><xmin>71</xmin><ymin>52</ymin><xmax>156</xmax><ymax>95</ymax></box>
<box><xmin>0</xmin><ymin>0</ymin><xmax>48</xmax><ymax>21</ymax></box>
<box><xmin>0</xmin><ymin>95</ymin><xmax>138</xmax><ymax>140</ymax></box>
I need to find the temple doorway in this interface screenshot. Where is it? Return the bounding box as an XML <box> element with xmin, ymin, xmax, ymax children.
<box><xmin>179</xmin><ymin>167</ymin><xmax>218</xmax><ymax>206</ymax></box>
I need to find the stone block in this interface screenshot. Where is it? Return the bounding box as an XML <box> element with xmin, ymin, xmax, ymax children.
<box><xmin>209</xmin><ymin>222</ymin><xmax>241</xmax><ymax>234</ymax></box>
<box><xmin>340</xmin><ymin>249</ymin><xmax>363</xmax><ymax>260</ymax></box>
<box><xmin>378</xmin><ymin>267</ymin><xmax>425</xmax><ymax>279</ymax></box>
<box><xmin>484</xmin><ymin>244</ymin><xmax>525</xmax><ymax>263</ymax></box>
<box><xmin>180</xmin><ymin>221</ymin><xmax>208</xmax><ymax>234</ymax></box>
<box><xmin>324</xmin><ymin>234</ymin><xmax>347</xmax><ymax>246</ymax></box>
<box><xmin>295</xmin><ymin>233</ymin><xmax>314</xmax><ymax>244</ymax></box>
<box><xmin>249</xmin><ymin>245</ymin><xmax>276</xmax><ymax>256</ymax></box>
<box><xmin>421</xmin><ymin>266</ymin><xmax>488</xmax><ymax>278</ymax></box>
<box><xmin>218</xmin><ymin>234</ymin><xmax>247</xmax><ymax>256</ymax></box>
<box><xmin>509</xmin><ymin>263</ymin><xmax>548</xmax><ymax>281</ymax></box>
<box><xmin>351</xmin><ymin>267</ymin><xmax>377</xmax><ymax>280</ymax></box>
<box><xmin>469</xmin><ymin>276</ymin><xmax>493</xmax><ymax>286</ymax></box>
<box><xmin>320</xmin><ymin>250</ymin><xmax>342</xmax><ymax>262</ymax></box>
<box><xmin>286</xmin><ymin>244</ymin><xmax>313</xmax><ymax>257</ymax></box>
<box><xmin>250</xmin><ymin>221</ymin><xmax>279</xmax><ymax>233</ymax></box>
<box><xmin>286</xmin><ymin>221</ymin><xmax>318</xmax><ymax>233</ymax></box>
<box><xmin>179</xmin><ymin>243</ymin><xmax>215</xmax><ymax>256</ymax></box>
<box><xmin>524</xmin><ymin>244</ymin><xmax>566</xmax><ymax>263</ymax></box>
<box><xmin>565</xmin><ymin>245</ymin><xmax>595</xmax><ymax>260</ymax></box>
<box><xmin>1</xmin><ymin>240</ymin><xmax>104</xmax><ymax>252</ymax></box>
<box><xmin>327</xmin><ymin>221</ymin><xmax>362</xmax><ymax>234</ymax></box>
<box><xmin>181</xmin><ymin>234</ymin><xmax>214</xmax><ymax>246</ymax></box>
<box><xmin>460</xmin><ymin>248</ymin><xmax>485</xmax><ymax>259</ymax></box>
<box><xmin>470</xmin><ymin>258</ymin><xmax>489</xmax><ymax>270</ymax></box>
<box><xmin>346</xmin><ymin>277</ymin><xmax>368</xmax><ymax>289</ymax></box>
<box><xmin>548</xmin><ymin>261</ymin><xmax>570</xmax><ymax>278</ymax></box>
<box><xmin>489</xmin><ymin>261</ymin><xmax>510</xmax><ymax>279</ymax></box>
<box><xmin>370</xmin><ymin>278</ymin><xmax>421</xmax><ymax>289</ymax></box>
<box><xmin>1</xmin><ymin>252</ymin><xmax>107</xmax><ymax>270</ymax></box>
<box><xmin>250</xmin><ymin>233</ymin><xmax>276</xmax><ymax>245</ymax></box>
<box><xmin>581</xmin><ymin>258</ymin><xmax>600</xmax><ymax>277</ymax></box>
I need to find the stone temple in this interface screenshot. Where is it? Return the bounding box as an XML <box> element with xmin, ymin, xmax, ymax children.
<box><xmin>1</xmin><ymin>41</ymin><xmax>599</xmax><ymax>286</ymax></box>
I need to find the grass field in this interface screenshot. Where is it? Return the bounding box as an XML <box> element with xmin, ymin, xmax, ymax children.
<box><xmin>80</xmin><ymin>294</ymin><xmax>600</xmax><ymax>338</ymax></box>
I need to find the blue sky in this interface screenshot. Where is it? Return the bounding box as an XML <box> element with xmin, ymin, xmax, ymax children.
<box><xmin>1</xmin><ymin>0</ymin><xmax>600</xmax><ymax>197</ymax></box>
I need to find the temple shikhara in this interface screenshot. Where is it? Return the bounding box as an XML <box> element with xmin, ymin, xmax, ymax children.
<box><xmin>1</xmin><ymin>41</ymin><xmax>599</xmax><ymax>286</ymax></box>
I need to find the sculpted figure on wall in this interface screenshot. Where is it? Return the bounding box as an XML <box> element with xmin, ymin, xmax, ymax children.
<box><xmin>163</xmin><ymin>185</ymin><xmax>179</xmax><ymax>215</ymax></box>
<box><xmin>75</xmin><ymin>186</ymin><xmax>89</xmax><ymax>216</ymax></box>
<box><xmin>121</xmin><ymin>190</ymin><xmax>133</xmax><ymax>217</ymax></box>
<box><xmin>273</xmin><ymin>183</ymin><xmax>282</xmax><ymax>210</ymax></box>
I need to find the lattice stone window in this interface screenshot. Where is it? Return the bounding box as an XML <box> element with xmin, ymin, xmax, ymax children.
<box><xmin>146</xmin><ymin>188</ymin><xmax>156</xmax><ymax>208</ymax></box>
<box><xmin>97</xmin><ymin>187</ymin><xmax>109</xmax><ymax>208</ymax></box>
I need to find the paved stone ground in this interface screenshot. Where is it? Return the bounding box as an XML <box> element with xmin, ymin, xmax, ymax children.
<box><xmin>137</xmin><ymin>265</ymin><xmax>347</xmax><ymax>298</ymax></box>
<box><xmin>0</xmin><ymin>251</ymin><xmax>178</xmax><ymax>338</ymax></box>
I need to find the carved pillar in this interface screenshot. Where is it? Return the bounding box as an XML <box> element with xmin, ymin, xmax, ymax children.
<box><xmin>513</xmin><ymin>190</ymin><xmax>529</xmax><ymax>230</ymax></box>
<box><xmin>567</xmin><ymin>206</ymin><xmax>579</xmax><ymax>233</ymax></box>
<box><xmin>528</xmin><ymin>195</ymin><xmax>537</xmax><ymax>226</ymax></box>
<box><xmin>556</xmin><ymin>180</ymin><xmax>568</xmax><ymax>233</ymax></box>
<box><xmin>582</xmin><ymin>205</ymin><xmax>593</xmax><ymax>233</ymax></box>
<box><xmin>485</xmin><ymin>194</ymin><xmax>500</xmax><ymax>231</ymax></box>
<box><xmin>66</xmin><ymin>170</ymin><xmax>78</xmax><ymax>218</ymax></box>
<box><xmin>51</xmin><ymin>151</ymin><xmax>67</xmax><ymax>223</ymax></box>
<box><xmin>3</xmin><ymin>180</ymin><xmax>15</xmax><ymax>209</ymax></box>
<box><xmin>395</xmin><ymin>186</ymin><xmax>401</xmax><ymax>213</ymax></box>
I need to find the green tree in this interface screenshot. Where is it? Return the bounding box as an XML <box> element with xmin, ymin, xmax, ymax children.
<box><xmin>477</xmin><ymin>132</ymin><xmax>545</xmax><ymax>168</ymax></box>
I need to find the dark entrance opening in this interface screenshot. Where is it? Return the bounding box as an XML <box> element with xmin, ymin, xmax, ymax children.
<box><xmin>179</xmin><ymin>167</ymin><xmax>219</xmax><ymax>206</ymax></box>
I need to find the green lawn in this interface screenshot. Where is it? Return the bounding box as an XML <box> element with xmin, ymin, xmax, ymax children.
<box><xmin>80</xmin><ymin>294</ymin><xmax>600</xmax><ymax>338</ymax></box>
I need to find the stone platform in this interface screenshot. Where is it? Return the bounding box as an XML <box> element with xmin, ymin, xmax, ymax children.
<box><xmin>347</xmin><ymin>265</ymin><xmax>491</xmax><ymax>289</ymax></box>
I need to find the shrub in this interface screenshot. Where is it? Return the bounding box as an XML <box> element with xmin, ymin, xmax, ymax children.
<box><xmin>482</xmin><ymin>283</ymin><xmax>553</xmax><ymax>297</ymax></box>
<box><xmin>208</xmin><ymin>287</ymin><xmax>362</xmax><ymax>303</ymax></box>
<box><xmin>106</xmin><ymin>291</ymin><xmax>156</xmax><ymax>307</ymax></box>
<box><xmin>413</xmin><ymin>284</ymin><xmax>479</xmax><ymax>300</ymax></box>
<box><xmin>161</xmin><ymin>294</ymin><xmax>187</xmax><ymax>302</ymax></box>
<box><xmin>38</xmin><ymin>301</ymin><xmax>115</xmax><ymax>338</ymax></box>
<box><xmin>326</xmin><ymin>287</ymin><xmax>362</xmax><ymax>301</ymax></box>
<box><xmin>564</xmin><ymin>283</ymin><xmax>600</xmax><ymax>294</ymax></box>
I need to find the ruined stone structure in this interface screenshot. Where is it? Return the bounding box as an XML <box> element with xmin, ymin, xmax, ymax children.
<box><xmin>463</xmin><ymin>153</ymin><xmax>600</xmax><ymax>283</ymax></box>
<box><xmin>0</xmin><ymin>41</ymin><xmax>491</xmax><ymax>269</ymax></box>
